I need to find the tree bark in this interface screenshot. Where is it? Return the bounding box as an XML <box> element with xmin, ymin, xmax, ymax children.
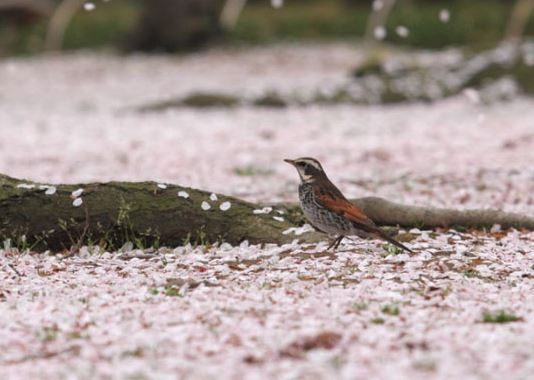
<box><xmin>1</xmin><ymin>174</ymin><xmax>532</xmax><ymax>252</ymax></box>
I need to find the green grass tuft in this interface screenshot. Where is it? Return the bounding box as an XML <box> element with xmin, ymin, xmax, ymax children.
<box><xmin>253</xmin><ymin>92</ymin><xmax>288</xmax><ymax>108</ymax></box>
<box><xmin>463</xmin><ymin>269</ymin><xmax>480</xmax><ymax>278</ymax></box>
<box><xmin>351</xmin><ymin>302</ymin><xmax>368</xmax><ymax>311</ymax></box>
<box><xmin>482</xmin><ymin>310</ymin><xmax>522</xmax><ymax>324</ymax></box>
<box><xmin>382</xmin><ymin>305</ymin><xmax>400</xmax><ymax>316</ymax></box>
<box><xmin>182</xmin><ymin>93</ymin><xmax>240</xmax><ymax>108</ymax></box>
<box><xmin>383</xmin><ymin>243</ymin><xmax>404</xmax><ymax>256</ymax></box>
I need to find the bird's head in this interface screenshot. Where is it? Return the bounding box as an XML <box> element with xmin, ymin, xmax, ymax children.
<box><xmin>284</xmin><ymin>157</ymin><xmax>326</xmax><ymax>183</ymax></box>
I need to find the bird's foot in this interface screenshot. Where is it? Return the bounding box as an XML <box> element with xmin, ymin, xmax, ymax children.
<box><xmin>325</xmin><ymin>235</ymin><xmax>345</xmax><ymax>252</ymax></box>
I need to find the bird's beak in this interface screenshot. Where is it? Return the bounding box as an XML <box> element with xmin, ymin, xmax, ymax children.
<box><xmin>284</xmin><ymin>158</ymin><xmax>296</xmax><ymax>166</ymax></box>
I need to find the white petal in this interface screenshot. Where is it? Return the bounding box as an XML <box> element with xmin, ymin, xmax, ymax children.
<box><xmin>490</xmin><ymin>224</ymin><xmax>501</xmax><ymax>233</ymax></box>
<box><xmin>45</xmin><ymin>186</ymin><xmax>57</xmax><ymax>195</ymax></box>
<box><xmin>395</xmin><ymin>25</ymin><xmax>409</xmax><ymax>38</ymax></box>
<box><xmin>463</xmin><ymin>88</ymin><xmax>481</xmax><ymax>104</ymax></box>
<box><xmin>374</xmin><ymin>26</ymin><xmax>387</xmax><ymax>40</ymax></box>
<box><xmin>253</xmin><ymin>206</ymin><xmax>273</xmax><ymax>214</ymax></box>
<box><xmin>273</xmin><ymin>216</ymin><xmax>284</xmax><ymax>222</ymax></box>
<box><xmin>282</xmin><ymin>223</ymin><xmax>314</xmax><ymax>235</ymax></box>
<box><xmin>210</xmin><ymin>193</ymin><xmax>218</xmax><ymax>201</ymax></box>
<box><xmin>271</xmin><ymin>0</ymin><xmax>283</xmax><ymax>9</ymax></box>
<box><xmin>73</xmin><ymin>198</ymin><xmax>83</xmax><ymax>207</ymax></box>
<box><xmin>372</xmin><ymin>0</ymin><xmax>383</xmax><ymax>11</ymax></box>
<box><xmin>201</xmin><ymin>201</ymin><xmax>211</xmax><ymax>210</ymax></box>
<box><xmin>17</xmin><ymin>183</ymin><xmax>34</xmax><ymax>189</ymax></box>
<box><xmin>157</xmin><ymin>183</ymin><xmax>167</xmax><ymax>189</ymax></box>
<box><xmin>219</xmin><ymin>201</ymin><xmax>231</xmax><ymax>211</ymax></box>
<box><xmin>178</xmin><ymin>191</ymin><xmax>189</xmax><ymax>199</ymax></box>
<box><xmin>71</xmin><ymin>188</ymin><xmax>84</xmax><ymax>198</ymax></box>
<box><xmin>439</xmin><ymin>9</ymin><xmax>450</xmax><ymax>23</ymax></box>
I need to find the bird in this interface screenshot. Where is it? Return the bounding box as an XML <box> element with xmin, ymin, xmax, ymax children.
<box><xmin>284</xmin><ymin>157</ymin><xmax>412</xmax><ymax>253</ymax></box>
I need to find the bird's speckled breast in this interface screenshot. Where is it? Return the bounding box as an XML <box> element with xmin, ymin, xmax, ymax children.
<box><xmin>298</xmin><ymin>183</ymin><xmax>354</xmax><ymax>235</ymax></box>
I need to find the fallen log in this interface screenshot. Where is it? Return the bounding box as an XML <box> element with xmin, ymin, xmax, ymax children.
<box><xmin>1</xmin><ymin>174</ymin><xmax>532</xmax><ymax>251</ymax></box>
<box><xmin>0</xmin><ymin>174</ymin><xmax>310</xmax><ymax>251</ymax></box>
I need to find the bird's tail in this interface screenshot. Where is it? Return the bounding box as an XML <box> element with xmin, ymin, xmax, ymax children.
<box><xmin>373</xmin><ymin>227</ymin><xmax>413</xmax><ymax>253</ymax></box>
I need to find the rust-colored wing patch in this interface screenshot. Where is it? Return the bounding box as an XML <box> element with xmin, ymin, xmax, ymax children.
<box><xmin>313</xmin><ymin>187</ymin><xmax>373</xmax><ymax>226</ymax></box>
<box><xmin>313</xmin><ymin>185</ymin><xmax>413</xmax><ymax>252</ymax></box>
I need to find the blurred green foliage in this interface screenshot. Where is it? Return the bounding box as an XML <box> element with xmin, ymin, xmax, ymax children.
<box><xmin>233</xmin><ymin>0</ymin><xmax>533</xmax><ymax>49</ymax></box>
<box><xmin>1</xmin><ymin>0</ymin><xmax>533</xmax><ymax>56</ymax></box>
<box><xmin>0</xmin><ymin>0</ymin><xmax>139</xmax><ymax>55</ymax></box>
<box><xmin>231</xmin><ymin>0</ymin><xmax>368</xmax><ymax>42</ymax></box>
<box><xmin>387</xmin><ymin>1</ymin><xmax>517</xmax><ymax>49</ymax></box>
<box><xmin>62</xmin><ymin>1</ymin><xmax>139</xmax><ymax>50</ymax></box>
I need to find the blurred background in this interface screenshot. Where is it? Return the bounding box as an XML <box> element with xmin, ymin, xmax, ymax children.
<box><xmin>1</xmin><ymin>0</ymin><xmax>533</xmax><ymax>210</ymax></box>
<box><xmin>1</xmin><ymin>0</ymin><xmax>534</xmax><ymax>54</ymax></box>
<box><xmin>2</xmin><ymin>0</ymin><xmax>533</xmax><ymax>104</ymax></box>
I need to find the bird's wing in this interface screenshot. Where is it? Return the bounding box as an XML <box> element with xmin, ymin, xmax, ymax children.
<box><xmin>313</xmin><ymin>187</ymin><xmax>373</xmax><ymax>226</ymax></box>
<box><xmin>313</xmin><ymin>187</ymin><xmax>413</xmax><ymax>253</ymax></box>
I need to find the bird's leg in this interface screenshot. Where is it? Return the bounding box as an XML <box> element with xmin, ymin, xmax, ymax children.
<box><xmin>326</xmin><ymin>235</ymin><xmax>344</xmax><ymax>251</ymax></box>
<box><xmin>333</xmin><ymin>235</ymin><xmax>344</xmax><ymax>250</ymax></box>
<box><xmin>325</xmin><ymin>236</ymin><xmax>338</xmax><ymax>251</ymax></box>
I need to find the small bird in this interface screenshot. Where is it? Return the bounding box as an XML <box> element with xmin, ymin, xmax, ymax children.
<box><xmin>284</xmin><ymin>157</ymin><xmax>412</xmax><ymax>252</ymax></box>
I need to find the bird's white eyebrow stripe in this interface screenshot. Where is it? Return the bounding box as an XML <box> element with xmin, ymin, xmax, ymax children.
<box><xmin>297</xmin><ymin>159</ymin><xmax>321</xmax><ymax>170</ymax></box>
<box><xmin>308</xmin><ymin>161</ymin><xmax>321</xmax><ymax>170</ymax></box>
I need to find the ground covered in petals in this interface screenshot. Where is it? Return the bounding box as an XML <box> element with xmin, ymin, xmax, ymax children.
<box><xmin>2</xmin><ymin>232</ymin><xmax>534</xmax><ymax>379</ymax></box>
<box><xmin>1</xmin><ymin>44</ymin><xmax>533</xmax><ymax>379</ymax></box>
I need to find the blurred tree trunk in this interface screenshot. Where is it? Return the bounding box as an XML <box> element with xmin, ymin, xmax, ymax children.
<box><xmin>1</xmin><ymin>174</ymin><xmax>533</xmax><ymax>252</ymax></box>
<box><xmin>126</xmin><ymin>0</ymin><xmax>224</xmax><ymax>52</ymax></box>
<box><xmin>0</xmin><ymin>0</ymin><xmax>54</xmax><ymax>54</ymax></box>
<box><xmin>0</xmin><ymin>0</ymin><xmax>54</xmax><ymax>22</ymax></box>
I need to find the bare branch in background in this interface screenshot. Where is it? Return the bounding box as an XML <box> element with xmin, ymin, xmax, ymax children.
<box><xmin>505</xmin><ymin>0</ymin><xmax>534</xmax><ymax>42</ymax></box>
<box><xmin>365</xmin><ymin>0</ymin><xmax>397</xmax><ymax>42</ymax></box>
<box><xmin>220</xmin><ymin>0</ymin><xmax>247</xmax><ymax>30</ymax></box>
<box><xmin>44</xmin><ymin>0</ymin><xmax>85</xmax><ymax>51</ymax></box>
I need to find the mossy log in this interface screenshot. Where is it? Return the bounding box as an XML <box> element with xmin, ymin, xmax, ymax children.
<box><xmin>1</xmin><ymin>174</ymin><xmax>533</xmax><ymax>252</ymax></box>
<box><xmin>0</xmin><ymin>174</ymin><xmax>312</xmax><ymax>251</ymax></box>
